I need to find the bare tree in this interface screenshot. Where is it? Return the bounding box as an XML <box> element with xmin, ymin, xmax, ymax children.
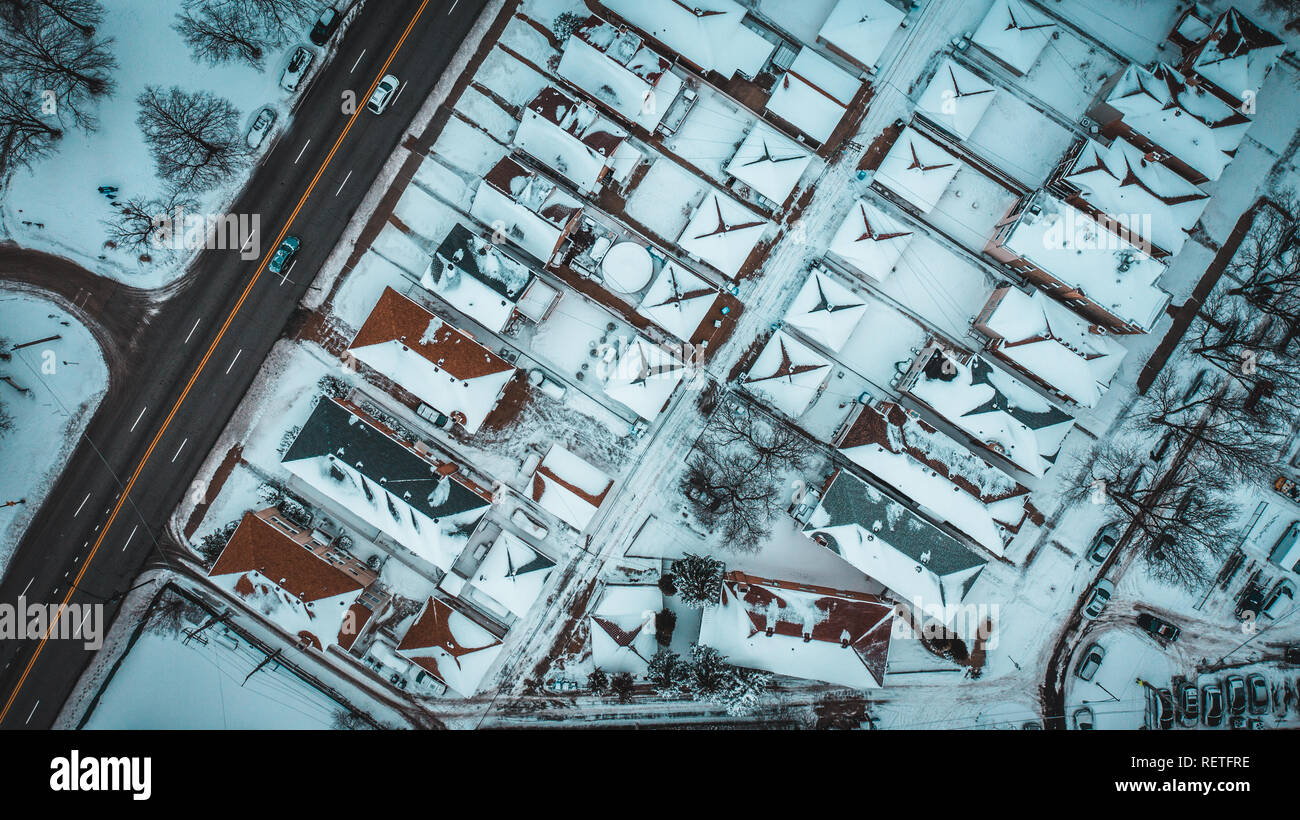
<box><xmin>1189</xmin><ymin>292</ymin><xmax>1300</xmax><ymax>412</ymax></box>
<box><xmin>102</xmin><ymin>187</ymin><xmax>198</xmax><ymax>252</ymax></box>
<box><xmin>0</xmin><ymin>77</ymin><xmax>62</xmax><ymax>175</ymax></box>
<box><xmin>174</xmin><ymin>3</ymin><xmax>265</xmax><ymax>69</ymax></box>
<box><xmin>681</xmin><ymin>442</ymin><xmax>778</xmax><ymax>553</ymax></box>
<box><xmin>1223</xmin><ymin>198</ymin><xmax>1300</xmax><ymax>348</ymax></box>
<box><xmin>135</xmin><ymin>85</ymin><xmax>247</xmax><ymax>191</ymax></box>
<box><xmin>0</xmin><ymin>4</ymin><xmax>115</xmax><ymax>129</ymax></box>
<box><xmin>0</xmin><ymin>0</ymin><xmax>102</xmax><ymax>35</ymax></box>
<box><xmin>706</xmin><ymin>399</ymin><xmax>812</xmax><ymax>471</ymax></box>
<box><xmin>231</xmin><ymin>0</ymin><xmax>316</xmax><ymax>47</ymax></box>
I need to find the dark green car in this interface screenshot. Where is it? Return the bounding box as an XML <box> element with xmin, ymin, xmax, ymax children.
<box><xmin>269</xmin><ymin>236</ymin><xmax>300</xmax><ymax>274</ymax></box>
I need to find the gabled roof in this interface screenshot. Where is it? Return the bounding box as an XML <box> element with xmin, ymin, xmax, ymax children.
<box><xmin>783</xmin><ymin>269</ymin><xmax>866</xmax><ymax>352</ymax></box>
<box><xmin>589</xmin><ymin>584</ymin><xmax>662</xmax><ymax>675</ymax></box>
<box><xmin>602</xmin><ymin>336</ymin><xmax>686</xmax><ymax>420</ymax></box>
<box><xmin>469</xmin><ymin>531</ymin><xmax>555</xmax><ymax>619</ymax></box>
<box><xmin>1104</xmin><ymin>62</ymin><xmax>1250</xmax><ymax>182</ymax></box>
<box><xmin>601</xmin><ymin>0</ymin><xmax>776</xmax><ymax>79</ymax></box>
<box><xmin>1188</xmin><ymin>8</ymin><xmax>1284</xmax><ymax>105</ymax></box>
<box><xmin>677</xmin><ymin>191</ymin><xmax>771</xmax><ymax>278</ymax></box>
<box><xmin>816</xmin><ymin>0</ymin><xmax>905</xmax><ymax>71</ymax></box>
<box><xmin>972</xmin><ymin>0</ymin><xmax>1055</xmax><ymax>75</ymax></box>
<box><xmin>725</xmin><ymin>121</ymin><xmax>813</xmax><ymax>204</ymax></box>
<box><xmin>838</xmin><ymin>401</ymin><xmax>1033</xmax><ymax>556</ymax></box>
<box><xmin>699</xmin><ymin>573</ymin><xmax>895</xmax><ymax>689</ymax></box>
<box><xmin>906</xmin><ymin>346</ymin><xmax>1075</xmax><ymax>478</ymax></box>
<box><xmin>805</xmin><ymin>469</ymin><xmax>987</xmax><ymax>610</ymax></box>
<box><xmin>977</xmin><ymin>287</ymin><xmax>1126</xmax><ymax>408</ymax></box>
<box><xmin>766</xmin><ymin>47</ymin><xmax>861</xmax><ymax>144</ymax></box>
<box><xmin>916</xmin><ymin>58</ymin><xmax>996</xmax><ymax>140</ymax></box>
<box><xmin>397</xmin><ymin>597</ymin><xmax>503</xmax><ymax>696</ymax></box>
<box><xmin>282</xmin><ymin>399</ymin><xmax>492</xmax><ymax>571</ymax></box>
<box><xmin>558</xmin><ymin>16</ymin><xmax>685</xmax><ymax>130</ymax></box>
<box><xmin>530</xmin><ymin>444</ymin><xmax>613</xmax><ymax>531</ymax></box>
<box><xmin>423</xmin><ymin>223</ymin><xmax>535</xmax><ymax>333</ymax></box>
<box><xmin>472</xmin><ymin>156</ymin><xmax>583</xmax><ymax>263</ymax></box>
<box><xmin>1063</xmin><ymin>138</ymin><xmax>1209</xmax><ymax>255</ymax></box>
<box><xmin>827</xmin><ymin>198</ymin><xmax>914</xmax><ymax>279</ymax></box>
<box><xmin>742</xmin><ymin>330</ymin><xmax>832</xmax><ymax>419</ymax></box>
<box><xmin>348</xmin><ymin>287</ymin><xmax>515</xmax><ymax>433</ymax></box>
<box><xmin>874</xmin><ymin>127</ymin><xmax>961</xmax><ymax>213</ymax></box>
<box><xmin>636</xmin><ymin>262</ymin><xmax>718</xmax><ymax>342</ymax></box>
<box><xmin>515</xmin><ymin>86</ymin><xmax>627</xmax><ymax>193</ymax></box>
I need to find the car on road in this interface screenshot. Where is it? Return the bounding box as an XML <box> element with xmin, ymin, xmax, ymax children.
<box><xmin>1201</xmin><ymin>682</ymin><xmax>1224</xmax><ymax>727</ymax></box>
<box><xmin>268</xmin><ymin>236</ymin><xmax>300</xmax><ymax>274</ymax></box>
<box><xmin>1136</xmin><ymin>612</ymin><xmax>1181</xmax><ymax>643</ymax></box>
<box><xmin>1087</xmin><ymin>522</ymin><xmax>1121</xmax><ymax>565</ymax></box>
<box><xmin>1074</xmin><ymin>642</ymin><xmax>1105</xmax><ymax>682</ymax></box>
<box><xmin>1260</xmin><ymin>578</ymin><xmax>1296</xmax><ymax>619</ymax></box>
<box><xmin>246</xmin><ymin>107</ymin><xmax>277</xmax><ymax>148</ymax></box>
<box><xmin>1072</xmin><ymin>706</ymin><xmax>1095</xmax><ymax>730</ymax></box>
<box><xmin>280</xmin><ymin>46</ymin><xmax>315</xmax><ymax>92</ymax></box>
<box><xmin>366</xmin><ymin>74</ymin><xmax>401</xmax><ymax>114</ymax></box>
<box><xmin>1226</xmin><ymin>675</ymin><xmax>1247</xmax><ymax>716</ymax></box>
<box><xmin>1179</xmin><ymin>683</ymin><xmax>1199</xmax><ymax>727</ymax></box>
<box><xmin>1247</xmin><ymin>673</ymin><xmax>1270</xmax><ymax>715</ymax></box>
<box><xmin>309</xmin><ymin>6</ymin><xmax>341</xmax><ymax>45</ymax></box>
<box><xmin>1081</xmin><ymin>579</ymin><xmax>1114</xmax><ymax>619</ymax></box>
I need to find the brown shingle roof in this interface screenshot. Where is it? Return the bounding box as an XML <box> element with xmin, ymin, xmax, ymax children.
<box><xmin>209</xmin><ymin>512</ymin><xmax>366</xmax><ymax>603</ymax></box>
<box><xmin>349</xmin><ymin>287</ymin><xmax>514</xmax><ymax>381</ymax></box>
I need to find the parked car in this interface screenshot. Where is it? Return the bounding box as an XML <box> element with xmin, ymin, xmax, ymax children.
<box><xmin>1260</xmin><ymin>578</ymin><xmax>1296</xmax><ymax>619</ymax></box>
<box><xmin>1074</xmin><ymin>642</ymin><xmax>1105</xmax><ymax>682</ymax></box>
<box><xmin>366</xmin><ymin>74</ymin><xmax>401</xmax><ymax>114</ymax></box>
<box><xmin>268</xmin><ymin>236</ymin><xmax>300</xmax><ymax>274</ymax></box>
<box><xmin>1236</xmin><ymin>582</ymin><xmax>1265</xmax><ymax>619</ymax></box>
<box><xmin>1201</xmin><ymin>682</ymin><xmax>1224</xmax><ymax>727</ymax></box>
<box><xmin>1156</xmin><ymin>688</ymin><xmax>1174</xmax><ymax>730</ymax></box>
<box><xmin>1179</xmin><ymin>683</ymin><xmax>1199</xmax><ymax>727</ymax></box>
<box><xmin>416</xmin><ymin>403</ymin><xmax>450</xmax><ymax>428</ymax></box>
<box><xmin>1072</xmin><ymin>706</ymin><xmax>1095</xmax><ymax>730</ymax></box>
<box><xmin>1136</xmin><ymin>612</ymin><xmax>1181</xmax><ymax>643</ymax></box>
<box><xmin>309</xmin><ymin>6</ymin><xmax>341</xmax><ymax>45</ymax></box>
<box><xmin>1247</xmin><ymin>673</ymin><xmax>1269</xmax><ymax>715</ymax></box>
<box><xmin>245</xmin><ymin>106</ymin><xmax>277</xmax><ymax>148</ymax></box>
<box><xmin>1226</xmin><ymin>674</ymin><xmax>1247</xmax><ymax>716</ymax></box>
<box><xmin>1284</xmin><ymin>645</ymin><xmax>1300</xmax><ymax>665</ymax></box>
<box><xmin>1021</xmin><ymin>721</ymin><xmax>1042</xmax><ymax>730</ymax></box>
<box><xmin>1087</xmin><ymin>522</ymin><xmax>1121</xmax><ymax>564</ymax></box>
<box><xmin>280</xmin><ymin>46</ymin><xmax>315</xmax><ymax>92</ymax></box>
<box><xmin>1081</xmin><ymin>579</ymin><xmax>1114</xmax><ymax>619</ymax></box>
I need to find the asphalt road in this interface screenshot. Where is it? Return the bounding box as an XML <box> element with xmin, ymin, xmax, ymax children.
<box><xmin>0</xmin><ymin>0</ymin><xmax>488</xmax><ymax>729</ymax></box>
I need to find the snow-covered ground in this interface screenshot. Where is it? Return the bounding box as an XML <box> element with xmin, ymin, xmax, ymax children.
<box><xmin>0</xmin><ymin>289</ymin><xmax>108</xmax><ymax>569</ymax></box>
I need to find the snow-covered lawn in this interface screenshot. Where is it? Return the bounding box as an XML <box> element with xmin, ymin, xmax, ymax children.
<box><xmin>1</xmin><ymin>0</ymin><xmax>319</xmax><ymax>288</ymax></box>
<box><xmin>664</xmin><ymin>91</ymin><xmax>755</xmax><ymax>181</ymax></box>
<box><xmin>876</xmin><ymin>235</ymin><xmax>995</xmax><ymax>340</ymax></box>
<box><xmin>924</xmin><ymin>167</ymin><xmax>1018</xmax><ymax>254</ymax></box>
<box><xmin>0</xmin><ymin>289</ymin><xmax>108</xmax><ymax>568</ymax></box>
<box><xmin>964</xmin><ymin>87</ymin><xmax>1076</xmax><ymax>188</ymax></box>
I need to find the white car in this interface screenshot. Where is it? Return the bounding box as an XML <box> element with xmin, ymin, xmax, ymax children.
<box><xmin>245</xmin><ymin>107</ymin><xmax>277</xmax><ymax>148</ymax></box>
<box><xmin>366</xmin><ymin>74</ymin><xmax>400</xmax><ymax>114</ymax></box>
<box><xmin>280</xmin><ymin>46</ymin><xmax>315</xmax><ymax>92</ymax></box>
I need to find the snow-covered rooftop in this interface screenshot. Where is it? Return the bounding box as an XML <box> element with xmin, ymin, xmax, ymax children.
<box><xmin>783</xmin><ymin>268</ymin><xmax>866</xmax><ymax>352</ymax></box>
<box><xmin>423</xmin><ymin>223</ymin><xmax>535</xmax><ymax>333</ymax></box>
<box><xmin>514</xmin><ymin>86</ymin><xmax>628</xmax><ymax>193</ymax></box>
<box><xmin>590</xmin><ymin>583</ymin><xmax>662</xmax><ymax>675</ymax></box>
<box><xmin>916</xmin><ymin>58</ymin><xmax>996</xmax><ymax>141</ymax></box>
<box><xmin>742</xmin><ymin>330</ymin><xmax>833</xmax><ymax>419</ymax></box>
<box><xmin>635</xmin><ymin>262</ymin><xmax>718</xmax><ymax>342</ymax></box>
<box><xmin>1102</xmin><ymin>62</ymin><xmax>1250</xmax><ymax>183</ymax></box>
<box><xmin>601</xmin><ymin>336</ymin><xmax>687</xmax><ymax>420</ymax></box>
<box><xmin>905</xmin><ymin>345</ymin><xmax>1075</xmax><ymax>478</ymax></box>
<box><xmin>397</xmin><ymin>596</ymin><xmax>503</xmax><ymax>696</ymax></box>
<box><xmin>601</xmin><ymin>0</ymin><xmax>775</xmax><ymax>79</ymax></box>
<box><xmin>766</xmin><ymin>47</ymin><xmax>861</xmax><ymax>144</ymax></box>
<box><xmin>998</xmin><ymin>191</ymin><xmax>1169</xmax><ymax>332</ymax></box>
<box><xmin>347</xmin><ymin>287</ymin><xmax>515</xmax><ymax>434</ymax></box>
<box><xmin>472</xmin><ymin>156</ymin><xmax>583</xmax><ymax>264</ymax></box>
<box><xmin>725</xmin><ymin>121</ymin><xmax>814</xmax><ymax>205</ymax></box>
<box><xmin>972</xmin><ymin>0</ymin><xmax>1056</xmax><ymax>76</ymax></box>
<box><xmin>558</xmin><ymin>17</ymin><xmax>685</xmax><ymax>131</ymax></box>
<box><xmin>529</xmin><ymin>444</ymin><xmax>613</xmax><ymax>532</ymax></box>
<box><xmin>805</xmin><ymin>468</ymin><xmax>987</xmax><ymax>610</ymax></box>
<box><xmin>1061</xmin><ymin>138</ymin><xmax>1209</xmax><ymax>255</ymax></box>
<box><xmin>874</xmin><ymin>127</ymin><xmax>962</xmax><ymax>213</ymax></box>
<box><xmin>827</xmin><ymin>198</ymin><xmax>914</xmax><ymax>280</ymax></box>
<box><xmin>1187</xmin><ymin>8</ymin><xmax>1284</xmax><ymax>106</ymax></box>
<box><xmin>282</xmin><ymin>399</ymin><xmax>493</xmax><ymax>573</ymax></box>
<box><xmin>975</xmin><ymin>287</ymin><xmax>1127</xmax><ymax>408</ymax></box>
<box><xmin>699</xmin><ymin>572</ymin><xmax>895</xmax><ymax>689</ymax></box>
<box><xmin>838</xmin><ymin>401</ymin><xmax>1033</xmax><ymax>557</ymax></box>
<box><xmin>677</xmin><ymin>190</ymin><xmax>771</xmax><ymax>279</ymax></box>
<box><xmin>468</xmin><ymin>530</ymin><xmax>555</xmax><ymax>619</ymax></box>
<box><xmin>816</xmin><ymin>0</ymin><xmax>906</xmax><ymax>71</ymax></box>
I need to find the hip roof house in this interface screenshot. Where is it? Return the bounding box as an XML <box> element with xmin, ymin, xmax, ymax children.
<box><xmin>397</xmin><ymin>596</ymin><xmax>504</xmax><ymax>696</ymax></box>
<box><xmin>741</xmin><ymin>330</ymin><xmax>833</xmax><ymax>420</ymax></box>
<box><xmin>1175</xmin><ymin>6</ymin><xmax>1283</xmax><ymax>110</ymax></box>
<box><xmin>827</xmin><ymin>198</ymin><xmax>914</xmax><ymax>281</ymax></box>
<box><xmin>816</xmin><ymin>0</ymin><xmax>906</xmax><ymax>73</ymax></box>
<box><xmin>765</xmin><ymin>47</ymin><xmax>862</xmax><ymax>147</ymax></box>
<box><xmin>873</xmin><ymin>127</ymin><xmax>962</xmax><ymax>214</ymax></box>
<box><xmin>971</xmin><ymin>0</ymin><xmax>1056</xmax><ymax>76</ymax></box>
<box><xmin>725</xmin><ymin>120</ymin><xmax>814</xmax><ymax>207</ymax></box>
<box><xmin>782</xmin><ymin>268</ymin><xmax>867</xmax><ymax>353</ymax></box>
<box><xmin>589</xmin><ymin>583</ymin><xmax>662</xmax><ymax>676</ymax></box>
<box><xmin>677</xmin><ymin>190</ymin><xmax>772</xmax><ymax>279</ymax></box>
<box><xmin>915</xmin><ymin>58</ymin><xmax>997</xmax><ymax>141</ymax></box>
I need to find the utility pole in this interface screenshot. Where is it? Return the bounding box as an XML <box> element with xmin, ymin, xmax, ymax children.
<box><xmin>243</xmin><ymin>648</ymin><xmax>285</xmax><ymax>686</ymax></box>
